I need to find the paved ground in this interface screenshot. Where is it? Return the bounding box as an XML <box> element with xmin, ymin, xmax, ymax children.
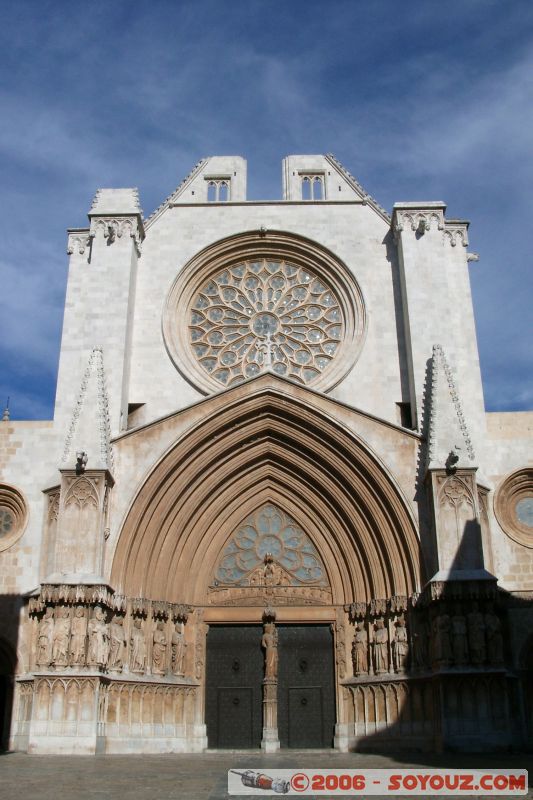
<box><xmin>0</xmin><ymin>750</ymin><xmax>531</xmax><ymax>800</ymax></box>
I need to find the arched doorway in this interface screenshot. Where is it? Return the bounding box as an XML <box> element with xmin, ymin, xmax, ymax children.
<box><xmin>111</xmin><ymin>377</ymin><xmax>422</xmax><ymax>750</ymax></box>
<box><xmin>0</xmin><ymin>638</ymin><xmax>16</xmax><ymax>751</ymax></box>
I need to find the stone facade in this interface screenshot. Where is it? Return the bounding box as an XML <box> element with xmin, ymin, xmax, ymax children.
<box><xmin>0</xmin><ymin>155</ymin><xmax>532</xmax><ymax>753</ymax></box>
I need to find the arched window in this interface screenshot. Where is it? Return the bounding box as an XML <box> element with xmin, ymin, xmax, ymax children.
<box><xmin>218</xmin><ymin>181</ymin><xmax>229</xmax><ymax>202</ymax></box>
<box><xmin>207</xmin><ymin>182</ymin><xmax>217</xmax><ymax>202</ymax></box>
<box><xmin>313</xmin><ymin>176</ymin><xmax>323</xmax><ymax>200</ymax></box>
<box><xmin>301</xmin><ymin>176</ymin><xmax>311</xmax><ymax>200</ymax></box>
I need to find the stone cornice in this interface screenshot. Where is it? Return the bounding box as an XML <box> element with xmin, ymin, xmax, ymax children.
<box><xmin>88</xmin><ymin>214</ymin><xmax>145</xmax><ymax>256</ymax></box>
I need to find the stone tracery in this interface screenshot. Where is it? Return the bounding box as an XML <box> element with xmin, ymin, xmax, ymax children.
<box><xmin>190</xmin><ymin>259</ymin><xmax>343</xmax><ymax>387</ymax></box>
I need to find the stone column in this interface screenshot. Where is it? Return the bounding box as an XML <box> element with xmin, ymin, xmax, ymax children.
<box><xmin>261</xmin><ymin>619</ymin><xmax>280</xmax><ymax>752</ymax></box>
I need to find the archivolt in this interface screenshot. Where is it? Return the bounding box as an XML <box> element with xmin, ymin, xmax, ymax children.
<box><xmin>111</xmin><ymin>385</ymin><xmax>421</xmax><ymax>604</ymax></box>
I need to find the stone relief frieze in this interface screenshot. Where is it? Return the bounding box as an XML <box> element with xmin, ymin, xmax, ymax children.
<box><xmin>343</xmin><ymin>581</ymin><xmax>507</xmax><ymax>685</ymax></box>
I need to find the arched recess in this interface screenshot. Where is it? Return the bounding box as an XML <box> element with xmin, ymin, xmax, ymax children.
<box><xmin>0</xmin><ymin>636</ymin><xmax>16</xmax><ymax>751</ymax></box>
<box><xmin>111</xmin><ymin>382</ymin><xmax>422</xmax><ymax>605</ymax></box>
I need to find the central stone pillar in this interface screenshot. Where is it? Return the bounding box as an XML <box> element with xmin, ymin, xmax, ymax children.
<box><xmin>260</xmin><ymin>614</ymin><xmax>280</xmax><ymax>752</ymax></box>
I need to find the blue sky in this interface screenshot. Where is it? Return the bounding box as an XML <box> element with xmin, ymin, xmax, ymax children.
<box><xmin>0</xmin><ymin>0</ymin><xmax>532</xmax><ymax>419</ymax></box>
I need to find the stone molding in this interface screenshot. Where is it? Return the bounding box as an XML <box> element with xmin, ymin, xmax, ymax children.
<box><xmin>66</xmin><ymin>231</ymin><xmax>90</xmax><ymax>256</ymax></box>
<box><xmin>0</xmin><ymin>481</ymin><xmax>28</xmax><ymax>553</ymax></box>
<box><xmin>111</xmin><ymin>380</ymin><xmax>420</xmax><ymax>604</ymax></box>
<box><xmin>444</xmin><ymin>220</ymin><xmax>469</xmax><ymax>248</ymax></box>
<box><xmin>61</xmin><ymin>347</ymin><xmax>113</xmax><ymax>471</ymax></box>
<box><xmin>393</xmin><ymin>209</ymin><xmax>445</xmax><ymax>240</ymax></box>
<box><xmin>494</xmin><ymin>468</ymin><xmax>533</xmax><ymax>548</ymax></box>
<box><xmin>162</xmin><ymin>229</ymin><xmax>367</xmax><ymax>396</ymax></box>
<box><xmin>427</xmin><ymin>343</ymin><xmax>476</xmax><ymax>469</ymax></box>
<box><xmin>89</xmin><ymin>216</ymin><xmax>144</xmax><ymax>256</ymax></box>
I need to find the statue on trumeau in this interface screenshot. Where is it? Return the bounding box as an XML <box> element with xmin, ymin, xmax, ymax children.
<box><xmin>262</xmin><ymin>622</ymin><xmax>278</xmax><ymax>680</ymax></box>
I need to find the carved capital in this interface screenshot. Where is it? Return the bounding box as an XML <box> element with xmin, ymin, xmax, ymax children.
<box><xmin>392</xmin><ymin>206</ymin><xmax>445</xmax><ymax>242</ymax></box>
<box><xmin>444</xmin><ymin>221</ymin><xmax>469</xmax><ymax>248</ymax></box>
<box><xmin>67</xmin><ymin>231</ymin><xmax>90</xmax><ymax>256</ymax></box>
<box><xmin>89</xmin><ymin>216</ymin><xmax>144</xmax><ymax>255</ymax></box>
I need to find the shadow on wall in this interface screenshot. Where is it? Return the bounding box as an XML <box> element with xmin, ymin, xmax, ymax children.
<box><xmin>0</xmin><ymin>594</ymin><xmax>21</xmax><ymax>751</ymax></box>
<box><xmin>344</xmin><ymin>523</ymin><xmax>533</xmax><ymax>755</ymax></box>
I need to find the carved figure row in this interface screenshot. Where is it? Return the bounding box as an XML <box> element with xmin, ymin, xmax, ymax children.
<box><xmin>352</xmin><ymin>616</ymin><xmax>408</xmax><ymax>676</ymax></box>
<box><xmin>351</xmin><ymin>603</ymin><xmax>505</xmax><ymax>678</ymax></box>
<box><xmin>35</xmin><ymin>605</ymin><xmax>188</xmax><ymax>676</ymax></box>
<box><xmin>428</xmin><ymin>602</ymin><xmax>504</xmax><ymax>668</ymax></box>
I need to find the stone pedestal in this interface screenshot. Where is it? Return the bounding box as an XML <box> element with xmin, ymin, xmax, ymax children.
<box><xmin>261</xmin><ymin>678</ymin><xmax>279</xmax><ymax>752</ymax></box>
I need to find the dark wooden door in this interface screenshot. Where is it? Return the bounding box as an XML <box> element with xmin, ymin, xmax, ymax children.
<box><xmin>205</xmin><ymin>625</ymin><xmax>263</xmax><ymax>748</ymax></box>
<box><xmin>278</xmin><ymin>625</ymin><xmax>335</xmax><ymax>748</ymax></box>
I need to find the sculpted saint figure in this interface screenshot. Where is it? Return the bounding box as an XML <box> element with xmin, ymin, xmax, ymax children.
<box><xmin>51</xmin><ymin>606</ymin><xmax>71</xmax><ymax>667</ymax></box>
<box><xmin>130</xmin><ymin>618</ymin><xmax>146</xmax><ymax>673</ymax></box>
<box><xmin>261</xmin><ymin>622</ymin><xmax>278</xmax><ymax>680</ymax></box>
<box><xmin>411</xmin><ymin>615</ymin><xmax>429</xmax><ymax>670</ymax></box>
<box><xmin>108</xmin><ymin>615</ymin><xmax>127</xmax><ymax>670</ymax></box>
<box><xmin>451</xmin><ymin>606</ymin><xmax>468</xmax><ymax>665</ymax></box>
<box><xmin>467</xmin><ymin>602</ymin><xmax>486</xmax><ymax>665</ymax></box>
<box><xmin>171</xmin><ymin>623</ymin><xmax>187</xmax><ymax>676</ymax></box>
<box><xmin>69</xmin><ymin>605</ymin><xmax>87</xmax><ymax>666</ymax></box>
<box><xmin>87</xmin><ymin>606</ymin><xmax>109</xmax><ymax>667</ymax></box>
<box><xmin>351</xmin><ymin>622</ymin><xmax>368</xmax><ymax>675</ymax></box>
<box><xmin>372</xmin><ymin>618</ymin><xmax>389</xmax><ymax>674</ymax></box>
<box><xmin>432</xmin><ymin>610</ymin><xmax>452</xmax><ymax>665</ymax></box>
<box><xmin>152</xmin><ymin>622</ymin><xmax>167</xmax><ymax>674</ymax></box>
<box><xmin>485</xmin><ymin>605</ymin><xmax>504</xmax><ymax>665</ymax></box>
<box><xmin>393</xmin><ymin>616</ymin><xmax>409</xmax><ymax>672</ymax></box>
<box><xmin>37</xmin><ymin>606</ymin><xmax>55</xmax><ymax>666</ymax></box>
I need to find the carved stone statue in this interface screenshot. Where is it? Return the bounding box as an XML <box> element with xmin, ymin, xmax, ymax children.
<box><xmin>37</xmin><ymin>606</ymin><xmax>54</xmax><ymax>666</ymax></box>
<box><xmin>467</xmin><ymin>602</ymin><xmax>486</xmax><ymax>665</ymax></box>
<box><xmin>171</xmin><ymin>623</ymin><xmax>187</xmax><ymax>676</ymax></box>
<box><xmin>87</xmin><ymin>605</ymin><xmax>109</xmax><ymax>667</ymax></box>
<box><xmin>411</xmin><ymin>614</ymin><xmax>429</xmax><ymax>670</ymax></box>
<box><xmin>432</xmin><ymin>610</ymin><xmax>452</xmax><ymax>665</ymax></box>
<box><xmin>392</xmin><ymin>616</ymin><xmax>409</xmax><ymax>672</ymax></box>
<box><xmin>372</xmin><ymin>618</ymin><xmax>389</xmax><ymax>674</ymax></box>
<box><xmin>69</xmin><ymin>605</ymin><xmax>87</xmax><ymax>666</ymax></box>
<box><xmin>261</xmin><ymin>622</ymin><xmax>278</xmax><ymax>680</ymax></box>
<box><xmin>130</xmin><ymin>618</ymin><xmax>146</xmax><ymax>673</ymax></box>
<box><xmin>152</xmin><ymin>621</ymin><xmax>167</xmax><ymax>674</ymax></box>
<box><xmin>351</xmin><ymin>622</ymin><xmax>368</xmax><ymax>675</ymax></box>
<box><xmin>485</xmin><ymin>605</ymin><xmax>504</xmax><ymax>665</ymax></box>
<box><xmin>451</xmin><ymin>606</ymin><xmax>468</xmax><ymax>665</ymax></box>
<box><xmin>51</xmin><ymin>605</ymin><xmax>71</xmax><ymax>667</ymax></box>
<box><xmin>108</xmin><ymin>614</ymin><xmax>126</xmax><ymax>670</ymax></box>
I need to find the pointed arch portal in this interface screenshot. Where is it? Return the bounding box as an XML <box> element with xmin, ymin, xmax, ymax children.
<box><xmin>111</xmin><ymin>382</ymin><xmax>421</xmax><ymax>607</ymax></box>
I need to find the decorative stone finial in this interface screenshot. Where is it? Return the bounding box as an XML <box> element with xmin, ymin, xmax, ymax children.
<box><xmin>2</xmin><ymin>397</ymin><xmax>9</xmax><ymax>421</ymax></box>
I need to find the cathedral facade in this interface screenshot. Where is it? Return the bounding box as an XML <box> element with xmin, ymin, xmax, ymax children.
<box><xmin>1</xmin><ymin>155</ymin><xmax>532</xmax><ymax>754</ymax></box>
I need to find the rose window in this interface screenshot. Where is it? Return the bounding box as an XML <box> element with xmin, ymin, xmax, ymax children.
<box><xmin>189</xmin><ymin>259</ymin><xmax>343</xmax><ymax>387</ymax></box>
<box><xmin>0</xmin><ymin>507</ymin><xmax>14</xmax><ymax>537</ymax></box>
<box><xmin>213</xmin><ymin>504</ymin><xmax>327</xmax><ymax>586</ymax></box>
